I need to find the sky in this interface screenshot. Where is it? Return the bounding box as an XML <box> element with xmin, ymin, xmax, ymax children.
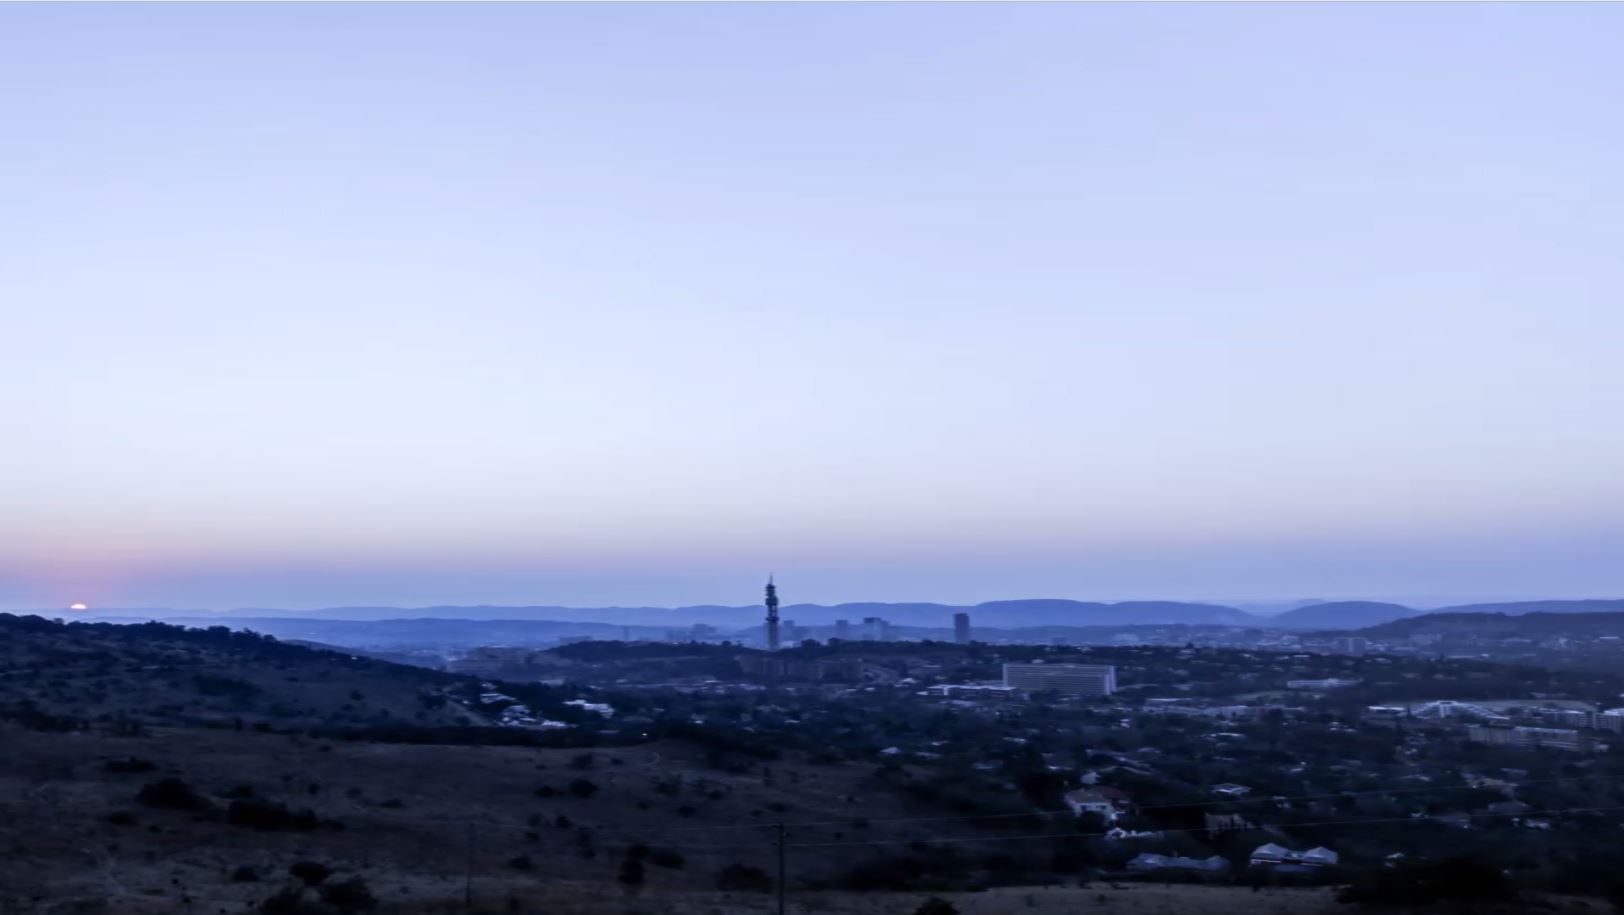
<box><xmin>3</xmin><ymin>4</ymin><xmax>1622</xmax><ymax>612</ymax></box>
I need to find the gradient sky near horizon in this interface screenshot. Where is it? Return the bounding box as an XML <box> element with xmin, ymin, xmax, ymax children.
<box><xmin>3</xmin><ymin>4</ymin><xmax>1622</xmax><ymax>611</ymax></box>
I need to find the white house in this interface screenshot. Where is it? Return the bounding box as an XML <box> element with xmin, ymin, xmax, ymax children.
<box><xmin>1063</xmin><ymin>788</ymin><xmax>1121</xmax><ymax>823</ymax></box>
<box><xmin>1251</xmin><ymin>843</ymin><xmax>1339</xmax><ymax>870</ymax></box>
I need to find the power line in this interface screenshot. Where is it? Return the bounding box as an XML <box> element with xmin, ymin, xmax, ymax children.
<box><xmin>334</xmin><ymin>772</ymin><xmax>1624</xmax><ymax>842</ymax></box>
<box><xmin>645</xmin><ymin>772</ymin><xmax>1624</xmax><ymax>836</ymax></box>
<box><xmin>675</xmin><ymin>803</ymin><xmax>1624</xmax><ymax>852</ymax></box>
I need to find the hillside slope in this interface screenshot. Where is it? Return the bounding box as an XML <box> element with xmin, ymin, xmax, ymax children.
<box><xmin>1428</xmin><ymin>599</ymin><xmax>1624</xmax><ymax>616</ymax></box>
<box><xmin>0</xmin><ymin>614</ymin><xmax>601</xmax><ymax>732</ymax></box>
<box><xmin>1265</xmin><ymin>601</ymin><xmax>1419</xmax><ymax>629</ymax></box>
<box><xmin>1359</xmin><ymin>611</ymin><xmax>1624</xmax><ymax>640</ymax></box>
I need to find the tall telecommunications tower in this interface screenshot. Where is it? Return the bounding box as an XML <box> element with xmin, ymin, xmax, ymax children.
<box><xmin>764</xmin><ymin>576</ymin><xmax>781</xmax><ymax>651</ymax></box>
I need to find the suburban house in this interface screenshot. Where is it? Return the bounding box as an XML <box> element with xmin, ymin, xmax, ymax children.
<box><xmin>1250</xmin><ymin>843</ymin><xmax>1339</xmax><ymax>872</ymax></box>
<box><xmin>1063</xmin><ymin>787</ymin><xmax>1125</xmax><ymax>823</ymax></box>
<box><xmin>1104</xmin><ymin>826</ymin><xmax>1164</xmax><ymax>841</ymax></box>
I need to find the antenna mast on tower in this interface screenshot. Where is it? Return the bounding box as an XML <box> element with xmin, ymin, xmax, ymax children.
<box><xmin>764</xmin><ymin>576</ymin><xmax>781</xmax><ymax>651</ymax></box>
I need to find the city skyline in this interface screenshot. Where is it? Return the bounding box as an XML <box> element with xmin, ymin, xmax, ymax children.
<box><xmin>4</xmin><ymin>4</ymin><xmax>1621</xmax><ymax>610</ymax></box>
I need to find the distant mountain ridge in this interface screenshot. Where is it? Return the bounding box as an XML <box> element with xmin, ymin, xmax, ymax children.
<box><xmin>1357</xmin><ymin>610</ymin><xmax>1624</xmax><ymax>640</ymax></box>
<box><xmin>108</xmin><ymin>599</ymin><xmax>1255</xmax><ymax>629</ymax></box>
<box><xmin>1263</xmin><ymin>601</ymin><xmax>1420</xmax><ymax>629</ymax></box>
<box><xmin>1425</xmin><ymin>599</ymin><xmax>1624</xmax><ymax>616</ymax></box>
<box><xmin>73</xmin><ymin>596</ymin><xmax>1624</xmax><ymax>634</ymax></box>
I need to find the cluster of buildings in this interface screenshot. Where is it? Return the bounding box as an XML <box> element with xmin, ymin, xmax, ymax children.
<box><xmin>1467</xmin><ymin>724</ymin><xmax>1599</xmax><ymax>753</ymax></box>
<box><xmin>1125</xmin><ymin>843</ymin><xmax>1338</xmax><ymax>877</ymax></box>
<box><xmin>1372</xmin><ymin>700</ymin><xmax>1624</xmax><ymax>753</ymax></box>
<box><xmin>1534</xmin><ymin>706</ymin><xmax>1624</xmax><ymax>732</ymax></box>
<box><xmin>663</xmin><ymin>623</ymin><xmax>721</xmax><ymax>643</ymax></box>
<box><xmin>921</xmin><ymin>662</ymin><xmax>1120</xmax><ymax>701</ymax></box>
<box><xmin>1284</xmin><ymin>677</ymin><xmax>1360</xmax><ymax>690</ymax></box>
<box><xmin>736</xmin><ymin>655</ymin><xmax>865</xmax><ymax>682</ymax></box>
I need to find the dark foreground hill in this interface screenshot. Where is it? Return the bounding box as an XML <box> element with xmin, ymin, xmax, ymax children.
<box><xmin>0</xmin><ymin>614</ymin><xmax>605</xmax><ymax>733</ymax></box>
<box><xmin>2</xmin><ymin>615</ymin><xmax>1617</xmax><ymax>914</ymax></box>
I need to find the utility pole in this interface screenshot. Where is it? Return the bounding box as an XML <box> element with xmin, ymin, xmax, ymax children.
<box><xmin>464</xmin><ymin>823</ymin><xmax>476</xmax><ymax>914</ymax></box>
<box><xmin>774</xmin><ymin>821</ymin><xmax>787</xmax><ymax>915</ymax></box>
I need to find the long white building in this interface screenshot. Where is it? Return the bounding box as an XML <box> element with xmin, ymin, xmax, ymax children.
<box><xmin>1002</xmin><ymin>662</ymin><xmax>1117</xmax><ymax>696</ymax></box>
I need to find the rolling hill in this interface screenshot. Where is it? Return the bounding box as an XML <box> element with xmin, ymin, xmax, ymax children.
<box><xmin>1263</xmin><ymin>601</ymin><xmax>1420</xmax><ymax>630</ymax></box>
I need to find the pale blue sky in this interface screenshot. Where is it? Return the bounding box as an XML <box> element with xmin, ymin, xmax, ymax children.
<box><xmin>3</xmin><ymin>3</ymin><xmax>1621</xmax><ymax>610</ymax></box>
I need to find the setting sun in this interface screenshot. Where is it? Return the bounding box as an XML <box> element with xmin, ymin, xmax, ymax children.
<box><xmin>68</xmin><ymin>603</ymin><xmax>88</xmax><ymax>611</ymax></box>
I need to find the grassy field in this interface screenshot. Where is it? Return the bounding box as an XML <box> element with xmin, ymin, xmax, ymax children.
<box><xmin>0</xmin><ymin>723</ymin><xmax>1007</xmax><ymax>913</ymax></box>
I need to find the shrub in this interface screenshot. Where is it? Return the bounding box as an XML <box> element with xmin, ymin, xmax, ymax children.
<box><xmin>716</xmin><ymin>863</ymin><xmax>773</xmax><ymax>893</ymax></box>
<box><xmin>568</xmin><ymin>778</ymin><xmax>599</xmax><ymax>799</ymax></box>
<box><xmin>231</xmin><ymin>865</ymin><xmax>260</xmax><ymax>882</ymax></box>
<box><xmin>228</xmin><ymin>799</ymin><xmax>321</xmax><ymax>831</ymax></box>
<box><xmin>257</xmin><ymin>888</ymin><xmax>308</xmax><ymax>914</ymax></box>
<box><xmin>619</xmin><ymin>856</ymin><xmax>646</xmax><ymax>889</ymax></box>
<box><xmin>320</xmin><ymin>876</ymin><xmax>377</xmax><ymax>913</ymax></box>
<box><xmin>288</xmin><ymin>860</ymin><xmax>333</xmax><ymax>886</ymax></box>
<box><xmin>136</xmin><ymin>777</ymin><xmax>207</xmax><ymax>810</ymax></box>
<box><xmin>914</xmin><ymin>898</ymin><xmax>960</xmax><ymax>915</ymax></box>
<box><xmin>103</xmin><ymin>757</ymin><xmax>158</xmax><ymax>774</ymax></box>
<box><xmin>648</xmin><ymin>849</ymin><xmax>686</xmax><ymax>870</ymax></box>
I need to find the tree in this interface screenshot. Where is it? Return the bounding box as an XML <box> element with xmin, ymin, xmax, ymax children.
<box><xmin>320</xmin><ymin>876</ymin><xmax>377</xmax><ymax>913</ymax></box>
<box><xmin>136</xmin><ymin>777</ymin><xmax>207</xmax><ymax>811</ymax></box>
<box><xmin>716</xmin><ymin>863</ymin><xmax>773</xmax><ymax>893</ymax></box>
<box><xmin>619</xmin><ymin>856</ymin><xmax>646</xmax><ymax>891</ymax></box>
<box><xmin>913</xmin><ymin>899</ymin><xmax>960</xmax><ymax>915</ymax></box>
<box><xmin>288</xmin><ymin>861</ymin><xmax>333</xmax><ymax>887</ymax></box>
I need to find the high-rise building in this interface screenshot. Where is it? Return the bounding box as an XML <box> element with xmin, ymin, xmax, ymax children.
<box><xmin>834</xmin><ymin>619</ymin><xmax>851</xmax><ymax>640</ymax></box>
<box><xmin>1333</xmin><ymin>636</ymin><xmax>1368</xmax><ymax>656</ymax></box>
<box><xmin>1003</xmin><ymin>662</ymin><xmax>1117</xmax><ymax>696</ymax></box>
<box><xmin>953</xmin><ymin>612</ymin><xmax>971</xmax><ymax>645</ymax></box>
<box><xmin>861</xmin><ymin>616</ymin><xmax>891</xmax><ymax>641</ymax></box>
<box><xmin>764</xmin><ymin>577</ymin><xmax>781</xmax><ymax>651</ymax></box>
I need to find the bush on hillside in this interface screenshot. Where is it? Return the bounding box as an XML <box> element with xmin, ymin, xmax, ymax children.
<box><xmin>228</xmin><ymin>798</ymin><xmax>322</xmax><ymax>831</ymax></box>
<box><xmin>716</xmin><ymin>863</ymin><xmax>773</xmax><ymax>893</ymax></box>
<box><xmin>136</xmin><ymin>777</ymin><xmax>208</xmax><ymax>811</ymax></box>
<box><xmin>288</xmin><ymin>861</ymin><xmax>332</xmax><ymax>886</ymax></box>
<box><xmin>320</xmin><ymin>876</ymin><xmax>377</xmax><ymax>913</ymax></box>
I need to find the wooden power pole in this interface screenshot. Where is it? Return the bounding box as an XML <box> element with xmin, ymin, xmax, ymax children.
<box><xmin>774</xmin><ymin>821</ymin><xmax>787</xmax><ymax>915</ymax></box>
